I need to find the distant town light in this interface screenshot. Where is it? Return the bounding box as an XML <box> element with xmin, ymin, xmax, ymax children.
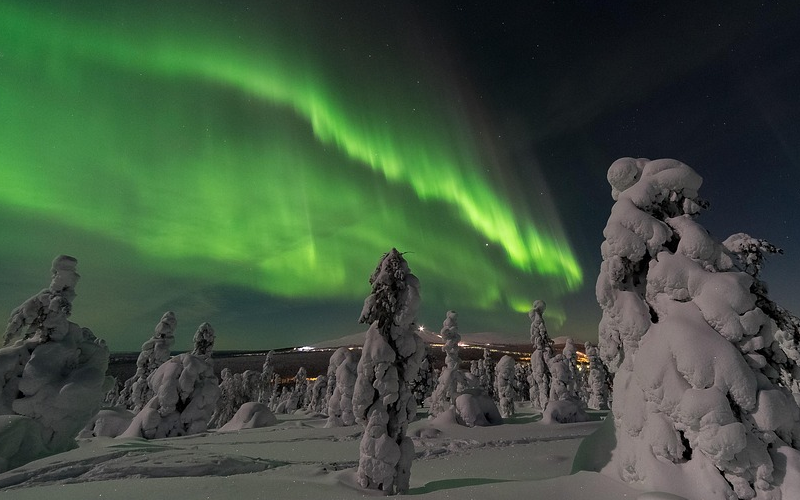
<box><xmin>418</xmin><ymin>325</ymin><xmax>425</xmax><ymax>332</ymax></box>
<box><xmin>296</xmin><ymin>346</ymin><xmax>314</xmax><ymax>352</ymax></box>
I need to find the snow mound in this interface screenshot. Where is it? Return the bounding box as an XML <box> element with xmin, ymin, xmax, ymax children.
<box><xmin>218</xmin><ymin>402</ymin><xmax>277</xmax><ymax>432</ymax></box>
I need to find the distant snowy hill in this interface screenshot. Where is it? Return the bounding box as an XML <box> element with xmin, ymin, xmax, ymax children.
<box><xmin>311</xmin><ymin>329</ymin><xmax>534</xmax><ymax>349</ymax></box>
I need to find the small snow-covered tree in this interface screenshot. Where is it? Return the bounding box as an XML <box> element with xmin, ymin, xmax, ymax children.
<box><xmin>584</xmin><ymin>341</ymin><xmax>609</xmax><ymax>410</ymax></box>
<box><xmin>477</xmin><ymin>348</ymin><xmax>496</xmax><ymax>400</ymax></box>
<box><xmin>121</xmin><ymin>322</ymin><xmax>219</xmax><ymax>439</ymax></box>
<box><xmin>562</xmin><ymin>337</ymin><xmax>581</xmax><ymax>398</ymax></box>
<box><xmin>411</xmin><ymin>348</ymin><xmax>435</xmax><ymax>407</ymax></box>
<box><xmin>352</xmin><ymin>249</ymin><xmax>425</xmax><ymax>495</ymax></box>
<box><xmin>495</xmin><ymin>355</ymin><xmax>516</xmax><ymax>418</ymax></box>
<box><xmin>0</xmin><ymin>255</ymin><xmax>110</xmax><ymax>472</ymax></box>
<box><xmin>582</xmin><ymin>157</ymin><xmax>800</xmax><ymax>499</ymax></box>
<box><xmin>124</xmin><ymin>311</ymin><xmax>177</xmax><ymax>412</ymax></box>
<box><xmin>324</xmin><ymin>347</ymin><xmax>345</xmax><ymax>411</ymax></box>
<box><xmin>325</xmin><ymin>348</ymin><xmax>358</xmax><ymax>427</ymax></box>
<box><xmin>528</xmin><ymin>300</ymin><xmax>553</xmax><ymax>410</ymax></box>
<box><xmin>515</xmin><ymin>362</ymin><xmax>531</xmax><ymax>401</ymax></box>
<box><xmin>191</xmin><ymin>322</ymin><xmax>215</xmax><ymax>360</ymax></box>
<box><xmin>308</xmin><ymin>375</ymin><xmax>328</xmax><ymax>413</ymax></box>
<box><xmin>430</xmin><ymin>310</ymin><xmax>463</xmax><ymax>416</ymax></box>
<box><xmin>258</xmin><ymin>351</ymin><xmax>275</xmax><ymax>404</ymax></box>
<box><xmin>209</xmin><ymin>368</ymin><xmax>236</xmax><ymax>429</ymax></box>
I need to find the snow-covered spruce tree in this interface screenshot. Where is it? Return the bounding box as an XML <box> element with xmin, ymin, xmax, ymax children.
<box><xmin>352</xmin><ymin>249</ymin><xmax>425</xmax><ymax>494</ymax></box>
<box><xmin>495</xmin><ymin>355</ymin><xmax>516</xmax><ymax>418</ymax></box>
<box><xmin>584</xmin><ymin>341</ymin><xmax>610</xmax><ymax>410</ymax></box>
<box><xmin>208</xmin><ymin>368</ymin><xmax>236</xmax><ymax>429</ymax></box>
<box><xmin>121</xmin><ymin>323</ymin><xmax>220</xmax><ymax>439</ymax></box>
<box><xmin>125</xmin><ymin>311</ymin><xmax>177</xmax><ymax>412</ymax></box>
<box><xmin>0</xmin><ymin>255</ymin><xmax>110</xmax><ymax>472</ymax></box>
<box><xmin>411</xmin><ymin>347</ymin><xmax>436</xmax><ymax>407</ymax></box>
<box><xmin>430</xmin><ymin>310</ymin><xmax>463</xmax><ymax>416</ymax></box>
<box><xmin>581</xmin><ymin>157</ymin><xmax>800</xmax><ymax>499</ymax></box>
<box><xmin>528</xmin><ymin>300</ymin><xmax>553</xmax><ymax>410</ymax></box>
<box><xmin>241</xmin><ymin>369</ymin><xmax>261</xmax><ymax>403</ymax></box>
<box><xmin>258</xmin><ymin>350</ymin><xmax>275</xmax><ymax>404</ymax></box>
<box><xmin>325</xmin><ymin>348</ymin><xmax>358</xmax><ymax>427</ymax></box>
<box><xmin>324</xmin><ymin>347</ymin><xmax>349</xmax><ymax>413</ymax></box>
<box><xmin>562</xmin><ymin>337</ymin><xmax>581</xmax><ymax>399</ymax></box>
<box><xmin>478</xmin><ymin>348</ymin><xmax>496</xmax><ymax>400</ymax></box>
<box><xmin>723</xmin><ymin>233</ymin><xmax>800</xmax><ymax>406</ymax></box>
<box><xmin>308</xmin><ymin>375</ymin><xmax>328</xmax><ymax>413</ymax></box>
<box><xmin>515</xmin><ymin>361</ymin><xmax>531</xmax><ymax>402</ymax></box>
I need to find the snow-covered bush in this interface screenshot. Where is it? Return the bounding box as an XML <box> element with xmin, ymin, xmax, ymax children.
<box><xmin>495</xmin><ymin>355</ymin><xmax>516</xmax><ymax>418</ymax></box>
<box><xmin>0</xmin><ymin>255</ymin><xmax>110</xmax><ymax>471</ymax></box>
<box><xmin>582</xmin><ymin>157</ymin><xmax>800</xmax><ymax>499</ymax></box>
<box><xmin>352</xmin><ymin>249</ymin><xmax>425</xmax><ymax>495</ymax></box>
<box><xmin>325</xmin><ymin>349</ymin><xmax>358</xmax><ymax>427</ymax></box>
<box><xmin>121</xmin><ymin>323</ymin><xmax>220</xmax><ymax>439</ymax></box>
<box><xmin>124</xmin><ymin>311</ymin><xmax>177</xmax><ymax>412</ymax></box>
<box><xmin>528</xmin><ymin>300</ymin><xmax>553</xmax><ymax>410</ymax></box>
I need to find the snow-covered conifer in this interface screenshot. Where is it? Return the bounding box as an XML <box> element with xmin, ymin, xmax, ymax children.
<box><xmin>324</xmin><ymin>347</ymin><xmax>349</xmax><ymax>413</ymax></box>
<box><xmin>258</xmin><ymin>351</ymin><xmax>275</xmax><ymax>404</ymax></box>
<box><xmin>121</xmin><ymin>322</ymin><xmax>219</xmax><ymax>439</ymax></box>
<box><xmin>583</xmin><ymin>157</ymin><xmax>800</xmax><ymax>499</ymax></box>
<box><xmin>209</xmin><ymin>368</ymin><xmax>236</xmax><ymax>428</ymax></box>
<box><xmin>584</xmin><ymin>341</ymin><xmax>609</xmax><ymax>410</ymax></box>
<box><xmin>528</xmin><ymin>300</ymin><xmax>553</xmax><ymax>410</ymax></box>
<box><xmin>430</xmin><ymin>310</ymin><xmax>463</xmax><ymax>416</ymax></box>
<box><xmin>411</xmin><ymin>348</ymin><xmax>435</xmax><ymax>407</ymax></box>
<box><xmin>515</xmin><ymin>362</ymin><xmax>531</xmax><ymax>401</ymax></box>
<box><xmin>308</xmin><ymin>375</ymin><xmax>328</xmax><ymax>413</ymax></box>
<box><xmin>495</xmin><ymin>355</ymin><xmax>516</xmax><ymax>418</ymax></box>
<box><xmin>325</xmin><ymin>349</ymin><xmax>358</xmax><ymax>427</ymax></box>
<box><xmin>562</xmin><ymin>337</ymin><xmax>580</xmax><ymax>398</ymax></box>
<box><xmin>124</xmin><ymin>311</ymin><xmax>177</xmax><ymax>412</ymax></box>
<box><xmin>478</xmin><ymin>348</ymin><xmax>496</xmax><ymax>400</ymax></box>
<box><xmin>0</xmin><ymin>256</ymin><xmax>110</xmax><ymax>471</ymax></box>
<box><xmin>352</xmin><ymin>249</ymin><xmax>425</xmax><ymax>494</ymax></box>
<box><xmin>191</xmin><ymin>322</ymin><xmax>215</xmax><ymax>360</ymax></box>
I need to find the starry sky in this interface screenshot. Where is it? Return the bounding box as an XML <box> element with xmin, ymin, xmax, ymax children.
<box><xmin>1</xmin><ymin>1</ymin><xmax>798</xmax><ymax>352</ymax></box>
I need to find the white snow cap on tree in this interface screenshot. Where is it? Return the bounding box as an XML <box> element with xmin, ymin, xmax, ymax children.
<box><xmin>583</xmin><ymin>157</ymin><xmax>800</xmax><ymax>500</ymax></box>
<box><xmin>0</xmin><ymin>256</ymin><xmax>110</xmax><ymax>472</ymax></box>
<box><xmin>191</xmin><ymin>322</ymin><xmax>215</xmax><ymax>360</ymax></box>
<box><xmin>352</xmin><ymin>248</ymin><xmax>425</xmax><ymax>495</ymax></box>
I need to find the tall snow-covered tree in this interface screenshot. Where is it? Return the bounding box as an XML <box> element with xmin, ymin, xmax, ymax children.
<box><xmin>495</xmin><ymin>355</ymin><xmax>516</xmax><ymax>418</ymax></box>
<box><xmin>324</xmin><ymin>347</ymin><xmax>349</xmax><ymax>411</ymax></box>
<box><xmin>582</xmin><ymin>157</ymin><xmax>800</xmax><ymax>499</ymax></box>
<box><xmin>124</xmin><ymin>311</ymin><xmax>177</xmax><ymax>412</ymax></box>
<box><xmin>584</xmin><ymin>341</ymin><xmax>610</xmax><ymax>410</ymax></box>
<box><xmin>352</xmin><ymin>249</ymin><xmax>425</xmax><ymax>495</ymax></box>
<box><xmin>562</xmin><ymin>337</ymin><xmax>581</xmax><ymax>399</ymax></box>
<box><xmin>0</xmin><ymin>255</ymin><xmax>110</xmax><ymax>472</ymax></box>
<box><xmin>528</xmin><ymin>300</ymin><xmax>553</xmax><ymax>410</ymax></box>
<box><xmin>325</xmin><ymin>349</ymin><xmax>358</xmax><ymax>427</ymax></box>
<box><xmin>430</xmin><ymin>310</ymin><xmax>463</xmax><ymax>416</ymax></box>
<box><xmin>258</xmin><ymin>351</ymin><xmax>275</xmax><ymax>404</ymax></box>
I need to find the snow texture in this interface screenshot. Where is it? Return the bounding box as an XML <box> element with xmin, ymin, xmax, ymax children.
<box><xmin>588</xmin><ymin>157</ymin><xmax>800</xmax><ymax>500</ymax></box>
<box><xmin>0</xmin><ymin>256</ymin><xmax>110</xmax><ymax>472</ymax></box>
<box><xmin>352</xmin><ymin>249</ymin><xmax>425</xmax><ymax>494</ymax></box>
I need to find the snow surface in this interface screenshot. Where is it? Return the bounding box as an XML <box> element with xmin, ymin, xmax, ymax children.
<box><xmin>0</xmin><ymin>404</ymin><xmax>652</xmax><ymax>500</ymax></box>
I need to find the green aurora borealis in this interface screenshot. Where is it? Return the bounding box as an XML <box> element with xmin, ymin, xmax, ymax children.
<box><xmin>0</xmin><ymin>1</ymin><xmax>582</xmax><ymax>350</ymax></box>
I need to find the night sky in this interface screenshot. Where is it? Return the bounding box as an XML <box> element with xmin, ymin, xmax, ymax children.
<box><xmin>2</xmin><ymin>1</ymin><xmax>798</xmax><ymax>352</ymax></box>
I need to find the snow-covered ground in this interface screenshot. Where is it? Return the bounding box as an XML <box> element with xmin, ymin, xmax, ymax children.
<box><xmin>0</xmin><ymin>405</ymin><xmax>646</xmax><ymax>500</ymax></box>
